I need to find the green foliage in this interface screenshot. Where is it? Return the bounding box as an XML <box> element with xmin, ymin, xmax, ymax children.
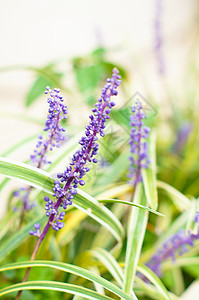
<box><xmin>1</xmin><ymin>46</ymin><xmax>199</xmax><ymax>300</ymax></box>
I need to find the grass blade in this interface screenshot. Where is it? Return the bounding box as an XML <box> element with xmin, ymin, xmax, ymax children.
<box><xmin>157</xmin><ymin>180</ymin><xmax>190</xmax><ymax>211</ymax></box>
<box><xmin>137</xmin><ymin>265</ymin><xmax>172</xmax><ymax>300</ymax></box>
<box><xmin>0</xmin><ymin>260</ymin><xmax>135</xmax><ymax>300</ymax></box>
<box><xmin>0</xmin><ymin>281</ymin><xmax>113</xmax><ymax>299</ymax></box>
<box><xmin>89</xmin><ymin>248</ymin><xmax>123</xmax><ymax>286</ymax></box>
<box><xmin>98</xmin><ymin>199</ymin><xmax>164</xmax><ymax>216</ymax></box>
<box><xmin>0</xmin><ymin>156</ymin><xmax>124</xmax><ymax>243</ymax></box>
<box><xmin>123</xmin><ymin>183</ymin><xmax>149</xmax><ymax>294</ymax></box>
<box><xmin>142</xmin><ymin>131</ymin><xmax>158</xmax><ymax>210</ymax></box>
<box><xmin>89</xmin><ymin>248</ymin><xmax>138</xmax><ymax>300</ymax></box>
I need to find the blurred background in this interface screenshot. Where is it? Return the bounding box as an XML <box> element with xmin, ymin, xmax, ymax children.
<box><xmin>0</xmin><ymin>0</ymin><xmax>198</xmax><ymax>147</ymax></box>
<box><xmin>1</xmin><ymin>0</ymin><xmax>199</xmax><ymax>204</ymax></box>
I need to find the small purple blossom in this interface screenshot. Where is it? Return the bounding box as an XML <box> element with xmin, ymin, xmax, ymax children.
<box><xmin>145</xmin><ymin>212</ymin><xmax>199</xmax><ymax>277</ymax></box>
<box><xmin>30</xmin><ymin>87</ymin><xmax>68</xmax><ymax>167</ymax></box>
<box><xmin>128</xmin><ymin>100</ymin><xmax>150</xmax><ymax>187</ymax></box>
<box><xmin>40</xmin><ymin>68</ymin><xmax>121</xmax><ymax>232</ymax></box>
<box><xmin>29</xmin><ymin>223</ymin><xmax>41</xmax><ymax>237</ymax></box>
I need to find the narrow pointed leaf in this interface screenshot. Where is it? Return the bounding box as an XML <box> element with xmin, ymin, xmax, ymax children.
<box><xmin>98</xmin><ymin>199</ymin><xmax>163</xmax><ymax>216</ymax></box>
<box><xmin>142</xmin><ymin>131</ymin><xmax>158</xmax><ymax>210</ymax></box>
<box><xmin>0</xmin><ymin>261</ymin><xmax>135</xmax><ymax>300</ymax></box>
<box><xmin>89</xmin><ymin>248</ymin><xmax>123</xmax><ymax>286</ymax></box>
<box><xmin>157</xmin><ymin>180</ymin><xmax>190</xmax><ymax>210</ymax></box>
<box><xmin>137</xmin><ymin>265</ymin><xmax>172</xmax><ymax>300</ymax></box>
<box><xmin>123</xmin><ymin>183</ymin><xmax>149</xmax><ymax>294</ymax></box>
<box><xmin>0</xmin><ymin>281</ymin><xmax>112</xmax><ymax>300</ymax></box>
<box><xmin>0</xmin><ymin>156</ymin><xmax>124</xmax><ymax>242</ymax></box>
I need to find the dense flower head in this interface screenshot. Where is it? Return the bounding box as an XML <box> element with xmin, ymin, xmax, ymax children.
<box><xmin>128</xmin><ymin>100</ymin><xmax>150</xmax><ymax>187</ymax></box>
<box><xmin>30</xmin><ymin>87</ymin><xmax>68</xmax><ymax>167</ymax></box>
<box><xmin>16</xmin><ymin>87</ymin><xmax>67</xmax><ymax>217</ymax></box>
<box><xmin>38</xmin><ymin>68</ymin><xmax>121</xmax><ymax>232</ymax></box>
<box><xmin>145</xmin><ymin>212</ymin><xmax>199</xmax><ymax>277</ymax></box>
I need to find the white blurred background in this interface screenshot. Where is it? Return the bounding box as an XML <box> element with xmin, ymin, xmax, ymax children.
<box><xmin>0</xmin><ymin>0</ymin><xmax>197</xmax><ymax>105</ymax></box>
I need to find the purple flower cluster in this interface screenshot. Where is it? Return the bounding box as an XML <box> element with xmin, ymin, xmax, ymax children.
<box><xmin>30</xmin><ymin>87</ymin><xmax>68</xmax><ymax>167</ymax></box>
<box><xmin>146</xmin><ymin>211</ymin><xmax>199</xmax><ymax>277</ymax></box>
<box><xmin>128</xmin><ymin>100</ymin><xmax>150</xmax><ymax>187</ymax></box>
<box><xmin>36</xmin><ymin>68</ymin><xmax>121</xmax><ymax>232</ymax></box>
<box><xmin>15</xmin><ymin>88</ymin><xmax>68</xmax><ymax>216</ymax></box>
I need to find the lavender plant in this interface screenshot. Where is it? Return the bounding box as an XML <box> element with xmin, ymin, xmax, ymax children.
<box><xmin>1</xmin><ymin>52</ymin><xmax>199</xmax><ymax>300</ymax></box>
<box><xmin>15</xmin><ymin>67</ymin><xmax>121</xmax><ymax>299</ymax></box>
<box><xmin>14</xmin><ymin>87</ymin><xmax>68</xmax><ymax>223</ymax></box>
<box><xmin>128</xmin><ymin>100</ymin><xmax>151</xmax><ymax>188</ymax></box>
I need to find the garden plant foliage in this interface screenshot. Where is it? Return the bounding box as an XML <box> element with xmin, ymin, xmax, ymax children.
<box><xmin>0</xmin><ymin>48</ymin><xmax>199</xmax><ymax>300</ymax></box>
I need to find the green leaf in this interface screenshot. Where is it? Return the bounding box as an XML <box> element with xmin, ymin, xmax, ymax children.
<box><xmin>73</xmin><ymin>64</ymin><xmax>106</xmax><ymax>93</ymax></box>
<box><xmin>26</xmin><ymin>76</ymin><xmax>53</xmax><ymax>107</ymax></box>
<box><xmin>0</xmin><ymin>281</ymin><xmax>113</xmax><ymax>299</ymax></box>
<box><xmin>142</xmin><ymin>131</ymin><xmax>158</xmax><ymax>210</ymax></box>
<box><xmin>89</xmin><ymin>248</ymin><xmax>123</xmax><ymax>286</ymax></box>
<box><xmin>123</xmin><ymin>183</ymin><xmax>149</xmax><ymax>294</ymax></box>
<box><xmin>98</xmin><ymin>199</ymin><xmax>164</xmax><ymax>216</ymax></box>
<box><xmin>0</xmin><ymin>156</ymin><xmax>124</xmax><ymax>243</ymax></box>
<box><xmin>0</xmin><ymin>156</ymin><xmax>55</xmax><ymax>192</ymax></box>
<box><xmin>135</xmin><ymin>276</ymin><xmax>179</xmax><ymax>300</ymax></box>
<box><xmin>25</xmin><ymin>65</ymin><xmax>65</xmax><ymax>106</ymax></box>
<box><xmin>137</xmin><ymin>265</ymin><xmax>172</xmax><ymax>300</ymax></box>
<box><xmin>97</xmin><ymin>147</ymin><xmax>129</xmax><ymax>186</ymax></box>
<box><xmin>0</xmin><ymin>260</ymin><xmax>135</xmax><ymax>300</ymax></box>
<box><xmin>88</xmin><ymin>249</ymin><xmax>138</xmax><ymax>300</ymax></box>
<box><xmin>0</xmin><ymin>216</ymin><xmax>46</xmax><ymax>261</ymax></box>
<box><xmin>74</xmin><ymin>189</ymin><xmax>124</xmax><ymax>242</ymax></box>
<box><xmin>157</xmin><ymin>181</ymin><xmax>190</xmax><ymax>211</ymax></box>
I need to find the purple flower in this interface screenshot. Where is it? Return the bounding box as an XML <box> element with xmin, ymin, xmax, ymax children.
<box><xmin>38</xmin><ymin>68</ymin><xmax>121</xmax><ymax>232</ymax></box>
<box><xmin>145</xmin><ymin>212</ymin><xmax>199</xmax><ymax>277</ymax></box>
<box><xmin>29</xmin><ymin>223</ymin><xmax>41</xmax><ymax>237</ymax></box>
<box><xmin>173</xmin><ymin>122</ymin><xmax>192</xmax><ymax>155</ymax></box>
<box><xmin>128</xmin><ymin>100</ymin><xmax>150</xmax><ymax>187</ymax></box>
<box><xmin>30</xmin><ymin>87</ymin><xmax>68</xmax><ymax>167</ymax></box>
<box><xmin>15</xmin><ymin>87</ymin><xmax>68</xmax><ymax>215</ymax></box>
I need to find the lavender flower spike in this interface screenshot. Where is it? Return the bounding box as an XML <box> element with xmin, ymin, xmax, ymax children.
<box><xmin>145</xmin><ymin>211</ymin><xmax>199</xmax><ymax>278</ymax></box>
<box><xmin>37</xmin><ymin>68</ymin><xmax>121</xmax><ymax>233</ymax></box>
<box><xmin>30</xmin><ymin>87</ymin><xmax>68</xmax><ymax>167</ymax></box>
<box><xmin>16</xmin><ymin>87</ymin><xmax>67</xmax><ymax>219</ymax></box>
<box><xmin>128</xmin><ymin>100</ymin><xmax>150</xmax><ymax>187</ymax></box>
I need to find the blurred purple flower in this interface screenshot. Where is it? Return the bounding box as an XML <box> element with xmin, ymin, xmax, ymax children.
<box><xmin>128</xmin><ymin>100</ymin><xmax>150</xmax><ymax>187</ymax></box>
<box><xmin>146</xmin><ymin>211</ymin><xmax>199</xmax><ymax>277</ymax></box>
<box><xmin>154</xmin><ymin>0</ymin><xmax>165</xmax><ymax>75</ymax></box>
<box><xmin>173</xmin><ymin>122</ymin><xmax>192</xmax><ymax>155</ymax></box>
